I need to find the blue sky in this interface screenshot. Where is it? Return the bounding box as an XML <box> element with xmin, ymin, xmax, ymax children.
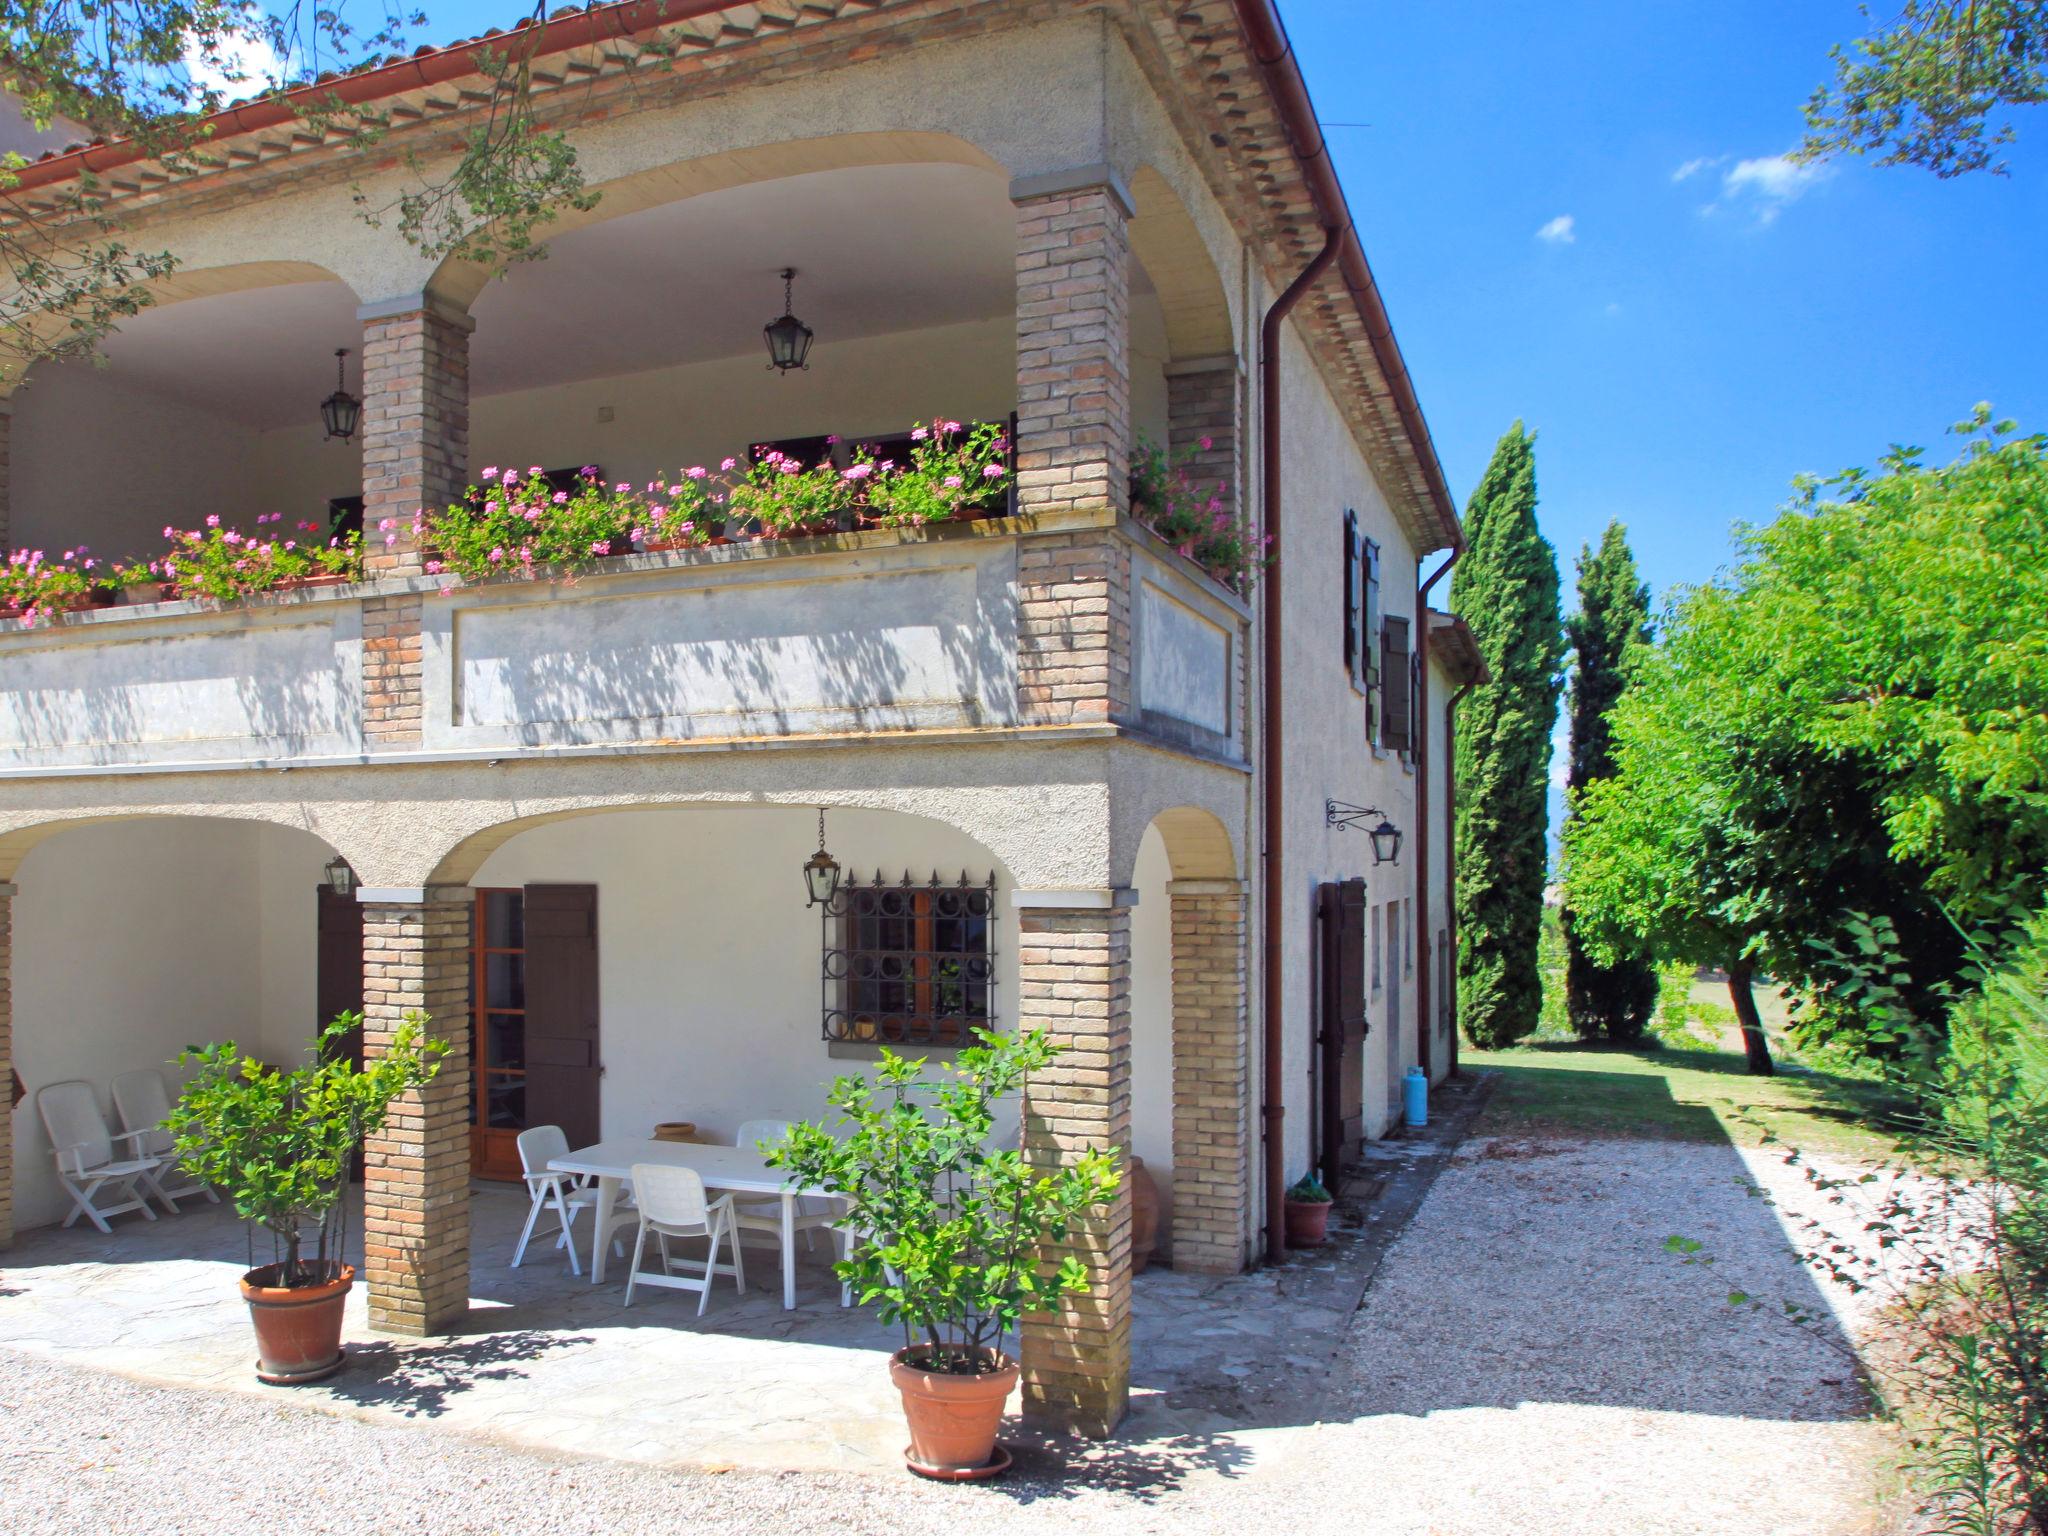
<box><xmin>1283</xmin><ymin>0</ymin><xmax>2047</xmax><ymax>611</ymax></box>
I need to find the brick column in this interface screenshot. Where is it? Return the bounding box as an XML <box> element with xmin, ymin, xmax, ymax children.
<box><xmin>1166</xmin><ymin>879</ymin><xmax>1250</xmax><ymax>1274</ymax></box>
<box><xmin>1015</xmin><ymin>890</ymin><xmax>1133</xmax><ymax>1438</ymax></box>
<box><xmin>0</xmin><ymin>881</ymin><xmax>14</xmax><ymax>1249</ymax></box>
<box><xmin>359</xmin><ymin>885</ymin><xmax>471</xmax><ymax>1336</ymax></box>
<box><xmin>1164</xmin><ymin>357</ymin><xmax>1242</xmax><ymax>522</ymax></box>
<box><xmin>1013</xmin><ymin>173</ymin><xmax>1131</xmax><ymax>515</ymax></box>
<box><xmin>358</xmin><ymin>298</ymin><xmax>467</xmax><ymax>752</ymax></box>
<box><xmin>359</xmin><ymin>300</ymin><xmax>471</xmax><ymax>576</ymax></box>
<box><xmin>1017</xmin><ymin>532</ymin><xmax>1131</xmax><ymax>725</ymax></box>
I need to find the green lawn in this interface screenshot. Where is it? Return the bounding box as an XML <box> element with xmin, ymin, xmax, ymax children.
<box><xmin>1465</xmin><ymin>1037</ymin><xmax>1914</xmax><ymax>1161</ymax></box>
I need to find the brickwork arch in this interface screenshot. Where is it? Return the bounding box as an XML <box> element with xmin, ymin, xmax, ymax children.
<box><xmin>1126</xmin><ymin>165</ymin><xmax>1235</xmax><ymax>365</ymax></box>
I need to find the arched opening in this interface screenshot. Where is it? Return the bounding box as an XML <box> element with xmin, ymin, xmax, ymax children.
<box><xmin>439</xmin><ymin>137</ymin><xmax>1020</xmax><ymax>504</ymax></box>
<box><xmin>5</xmin><ymin>815</ymin><xmax>350</xmax><ymax>1233</ymax></box>
<box><xmin>430</xmin><ymin>802</ymin><xmax>1019</xmax><ymax>1181</ymax></box>
<box><xmin>1127</xmin><ymin>804</ymin><xmax>1245</xmax><ymax>1274</ymax></box>
<box><xmin>8</xmin><ymin>267</ymin><xmax>365</xmax><ymax>567</ymax></box>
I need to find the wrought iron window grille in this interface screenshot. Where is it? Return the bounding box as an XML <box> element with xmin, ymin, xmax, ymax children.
<box><xmin>821</xmin><ymin>870</ymin><xmax>998</xmax><ymax>1046</ymax></box>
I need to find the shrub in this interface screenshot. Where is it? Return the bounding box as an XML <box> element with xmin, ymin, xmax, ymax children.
<box><xmin>765</xmin><ymin>1028</ymin><xmax>1119</xmax><ymax>1373</ymax></box>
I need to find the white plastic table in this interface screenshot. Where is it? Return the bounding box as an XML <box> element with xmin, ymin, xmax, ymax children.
<box><xmin>548</xmin><ymin>1137</ymin><xmax>831</xmax><ymax>1309</ymax></box>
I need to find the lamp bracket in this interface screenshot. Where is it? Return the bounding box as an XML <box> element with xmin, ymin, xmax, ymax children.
<box><xmin>1325</xmin><ymin>800</ymin><xmax>1388</xmax><ymax>832</ymax></box>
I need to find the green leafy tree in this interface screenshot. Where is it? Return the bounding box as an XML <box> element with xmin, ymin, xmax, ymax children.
<box><xmin>1804</xmin><ymin>1</ymin><xmax>2048</xmax><ymax>177</ymax></box>
<box><xmin>766</xmin><ymin>1029</ymin><xmax>1120</xmax><ymax>1374</ymax></box>
<box><xmin>0</xmin><ymin>1</ymin><xmax>609</xmax><ymax>383</ymax></box>
<box><xmin>1562</xmin><ymin>521</ymin><xmax>1659</xmax><ymax>1043</ymax></box>
<box><xmin>167</xmin><ymin>1011</ymin><xmax>448</xmax><ymax>1286</ymax></box>
<box><xmin>1450</xmin><ymin>423</ymin><xmax>1564</xmax><ymax>1048</ymax></box>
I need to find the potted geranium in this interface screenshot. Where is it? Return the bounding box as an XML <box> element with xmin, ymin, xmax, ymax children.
<box><xmin>165</xmin><ymin>1011</ymin><xmax>447</xmax><ymax>1385</ymax></box>
<box><xmin>1282</xmin><ymin>1172</ymin><xmax>1334</xmax><ymax>1247</ymax></box>
<box><xmin>857</xmin><ymin>419</ymin><xmax>1010</xmax><ymax>529</ymax></box>
<box><xmin>768</xmin><ymin>1029</ymin><xmax>1120</xmax><ymax>1480</ymax></box>
<box><xmin>1129</xmin><ymin>435</ymin><xmax>1268</xmax><ymax>592</ymax></box>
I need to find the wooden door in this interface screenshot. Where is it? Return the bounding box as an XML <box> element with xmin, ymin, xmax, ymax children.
<box><xmin>315</xmin><ymin>886</ymin><xmax>365</xmax><ymax>1179</ymax></box>
<box><xmin>521</xmin><ymin>885</ymin><xmax>603</xmax><ymax>1153</ymax></box>
<box><xmin>1317</xmin><ymin>878</ymin><xmax>1368</xmax><ymax>1182</ymax></box>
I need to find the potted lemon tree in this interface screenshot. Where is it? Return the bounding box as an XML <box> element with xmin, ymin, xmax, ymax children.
<box><xmin>166</xmin><ymin>1011</ymin><xmax>447</xmax><ymax>1384</ymax></box>
<box><xmin>769</xmin><ymin>1029</ymin><xmax>1119</xmax><ymax>1480</ymax></box>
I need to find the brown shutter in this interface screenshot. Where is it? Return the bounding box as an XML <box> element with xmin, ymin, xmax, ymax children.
<box><xmin>522</xmin><ymin>883</ymin><xmax>602</xmax><ymax>1149</ymax></box>
<box><xmin>1382</xmin><ymin>616</ymin><xmax>1413</xmax><ymax>753</ymax></box>
<box><xmin>1342</xmin><ymin>510</ymin><xmax>1359</xmax><ymax>673</ymax></box>
<box><xmin>1317</xmin><ymin>878</ymin><xmax>1370</xmax><ymax>1180</ymax></box>
<box><xmin>316</xmin><ymin>887</ymin><xmax>365</xmax><ymax>1063</ymax></box>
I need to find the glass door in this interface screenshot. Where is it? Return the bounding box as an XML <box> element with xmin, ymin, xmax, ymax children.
<box><xmin>471</xmin><ymin>888</ymin><xmax>527</xmax><ymax>1180</ymax></box>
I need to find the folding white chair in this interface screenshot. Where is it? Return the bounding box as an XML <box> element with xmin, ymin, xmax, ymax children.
<box><xmin>511</xmin><ymin>1124</ymin><xmax>630</xmax><ymax>1276</ymax></box>
<box><xmin>112</xmin><ymin>1068</ymin><xmax>218</xmax><ymax>1208</ymax></box>
<box><xmin>623</xmin><ymin>1163</ymin><xmax>744</xmax><ymax>1314</ymax></box>
<box><xmin>36</xmin><ymin>1080</ymin><xmax>179</xmax><ymax>1233</ymax></box>
<box><xmin>733</xmin><ymin>1117</ymin><xmax>851</xmax><ymax>1305</ymax></box>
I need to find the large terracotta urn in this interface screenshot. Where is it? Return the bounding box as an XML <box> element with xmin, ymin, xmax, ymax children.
<box><xmin>1128</xmin><ymin>1154</ymin><xmax>1161</xmax><ymax>1273</ymax></box>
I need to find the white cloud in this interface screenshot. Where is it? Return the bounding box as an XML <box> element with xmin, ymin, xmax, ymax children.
<box><xmin>1700</xmin><ymin>152</ymin><xmax>1831</xmax><ymax>225</ymax></box>
<box><xmin>182</xmin><ymin>30</ymin><xmax>288</xmax><ymax>105</ymax></box>
<box><xmin>1535</xmin><ymin>214</ymin><xmax>1576</xmax><ymax>245</ymax></box>
<box><xmin>1671</xmin><ymin>155</ymin><xmax>1726</xmax><ymax>183</ymax></box>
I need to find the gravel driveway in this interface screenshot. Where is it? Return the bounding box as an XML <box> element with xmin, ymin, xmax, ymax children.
<box><xmin>1</xmin><ymin>1113</ymin><xmax>1892</xmax><ymax>1536</ymax></box>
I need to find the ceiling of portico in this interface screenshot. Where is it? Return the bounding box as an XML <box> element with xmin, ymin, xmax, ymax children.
<box><xmin>37</xmin><ymin>162</ymin><xmax>1158</xmax><ymax>432</ymax></box>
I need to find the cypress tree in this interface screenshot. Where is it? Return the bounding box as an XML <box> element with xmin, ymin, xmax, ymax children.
<box><xmin>1450</xmin><ymin>424</ymin><xmax>1564</xmax><ymax>1049</ymax></box>
<box><xmin>1562</xmin><ymin>523</ymin><xmax>1659</xmax><ymax>1042</ymax></box>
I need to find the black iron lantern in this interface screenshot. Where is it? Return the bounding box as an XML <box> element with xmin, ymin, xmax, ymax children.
<box><xmin>803</xmin><ymin>807</ymin><xmax>841</xmax><ymax>907</ymax></box>
<box><xmin>1369</xmin><ymin>817</ymin><xmax>1403</xmax><ymax>867</ymax></box>
<box><xmin>763</xmin><ymin>267</ymin><xmax>814</xmax><ymax>373</ymax></box>
<box><xmin>322</xmin><ymin>855</ymin><xmax>359</xmax><ymax>898</ymax></box>
<box><xmin>320</xmin><ymin>348</ymin><xmax>361</xmax><ymax>442</ymax></box>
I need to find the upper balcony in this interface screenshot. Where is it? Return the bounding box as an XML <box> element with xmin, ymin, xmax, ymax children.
<box><xmin>0</xmin><ymin>136</ymin><xmax>1257</xmax><ymax>778</ymax></box>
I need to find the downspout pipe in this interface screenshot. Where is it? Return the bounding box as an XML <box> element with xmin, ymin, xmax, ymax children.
<box><xmin>1410</xmin><ymin>545</ymin><xmax>1462</xmax><ymax>1080</ymax></box>
<box><xmin>1259</xmin><ymin>222</ymin><xmax>1342</xmax><ymax>1265</ymax></box>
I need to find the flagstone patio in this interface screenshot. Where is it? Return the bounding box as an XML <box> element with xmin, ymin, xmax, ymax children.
<box><xmin>0</xmin><ymin>1174</ymin><xmax>1389</xmax><ymax>1481</ymax></box>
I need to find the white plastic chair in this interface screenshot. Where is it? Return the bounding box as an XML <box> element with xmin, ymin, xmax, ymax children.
<box><xmin>511</xmin><ymin>1124</ymin><xmax>630</xmax><ymax>1276</ymax></box>
<box><xmin>733</xmin><ymin>1117</ymin><xmax>850</xmax><ymax>1305</ymax></box>
<box><xmin>623</xmin><ymin>1163</ymin><xmax>744</xmax><ymax>1314</ymax></box>
<box><xmin>112</xmin><ymin>1068</ymin><xmax>219</xmax><ymax>1208</ymax></box>
<box><xmin>36</xmin><ymin>1080</ymin><xmax>179</xmax><ymax>1233</ymax></box>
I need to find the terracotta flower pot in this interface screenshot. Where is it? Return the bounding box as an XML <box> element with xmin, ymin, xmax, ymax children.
<box><xmin>240</xmin><ymin>1262</ymin><xmax>353</xmax><ymax>1385</ymax></box>
<box><xmin>1283</xmin><ymin>1198</ymin><xmax>1333</xmax><ymax>1248</ymax></box>
<box><xmin>1129</xmin><ymin>1154</ymin><xmax>1160</xmax><ymax>1274</ymax></box>
<box><xmin>890</xmin><ymin>1346</ymin><xmax>1017</xmax><ymax>1478</ymax></box>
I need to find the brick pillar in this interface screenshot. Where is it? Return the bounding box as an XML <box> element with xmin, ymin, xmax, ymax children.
<box><xmin>1016</xmin><ymin>891</ymin><xmax>1133</xmax><ymax>1438</ymax></box>
<box><xmin>362</xmin><ymin>595</ymin><xmax>424</xmax><ymax>749</ymax></box>
<box><xmin>0</xmin><ymin>881</ymin><xmax>14</xmax><ymax>1249</ymax></box>
<box><xmin>1166</xmin><ymin>879</ymin><xmax>1250</xmax><ymax>1274</ymax></box>
<box><xmin>359</xmin><ymin>886</ymin><xmax>471</xmax><ymax>1336</ymax></box>
<box><xmin>359</xmin><ymin>300</ymin><xmax>471</xmax><ymax>577</ymax></box>
<box><xmin>1013</xmin><ymin>176</ymin><xmax>1131</xmax><ymax>516</ymax></box>
<box><xmin>1164</xmin><ymin>358</ymin><xmax>1242</xmax><ymax>521</ymax></box>
<box><xmin>1017</xmin><ymin>531</ymin><xmax>1131</xmax><ymax>725</ymax></box>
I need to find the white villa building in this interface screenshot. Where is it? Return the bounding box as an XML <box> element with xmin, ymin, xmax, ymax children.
<box><xmin>0</xmin><ymin>0</ymin><xmax>1477</xmax><ymax>1437</ymax></box>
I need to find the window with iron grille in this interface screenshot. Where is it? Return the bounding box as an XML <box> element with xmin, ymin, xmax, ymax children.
<box><xmin>822</xmin><ymin>872</ymin><xmax>997</xmax><ymax>1045</ymax></box>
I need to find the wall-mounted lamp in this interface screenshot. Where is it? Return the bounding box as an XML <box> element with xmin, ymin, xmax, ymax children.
<box><xmin>1326</xmin><ymin>801</ymin><xmax>1403</xmax><ymax>866</ymax></box>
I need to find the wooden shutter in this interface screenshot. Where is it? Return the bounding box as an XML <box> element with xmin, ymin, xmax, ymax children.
<box><xmin>1382</xmin><ymin>615</ymin><xmax>1413</xmax><ymax>753</ymax></box>
<box><xmin>1342</xmin><ymin>510</ymin><xmax>1359</xmax><ymax>673</ymax></box>
<box><xmin>522</xmin><ymin>884</ymin><xmax>602</xmax><ymax>1149</ymax></box>
<box><xmin>1363</xmin><ymin>537</ymin><xmax>1382</xmax><ymax>740</ymax></box>
<box><xmin>1318</xmin><ymin>878</ymin><xmax>1370</xmax><ymax>1180</ymax></box>
<box><xmin>316</xmin><ymin>887</ymin><xmax>365</xmax><ymax>1062</ymax></box>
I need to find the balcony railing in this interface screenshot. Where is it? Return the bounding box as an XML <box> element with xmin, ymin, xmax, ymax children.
<box><xmin>0</xmin><ymin>511</ymin><xmax>1247</xmax><ymax>774</ymax></box>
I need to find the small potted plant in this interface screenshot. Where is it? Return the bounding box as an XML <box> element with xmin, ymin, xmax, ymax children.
<box><xmin>769</xmin><ymin>1029</ymin><xmax>1120</xmax><ymax>1480</ymax></box>
<box><xmin>1283</xmin><ymin>1172</ymin><xmax>1335</xmax><ymax>1247</ymax></box>
<box><xmin>165</xmin><ymin>1011</ymin><xmax>447</xmax><ymax>1385</ymax></box>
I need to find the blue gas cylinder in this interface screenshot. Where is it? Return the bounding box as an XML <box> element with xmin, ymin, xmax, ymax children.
<box><xmin>1403</xmin><ymin>1066</ymin><xmax>1429</xmax><ymax>1128</ymax></box>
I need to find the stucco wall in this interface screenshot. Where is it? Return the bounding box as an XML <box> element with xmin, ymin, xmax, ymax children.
<box><xmin>7</xmin><ymin>819</ymin><xmax>332</xmax><ymax>1230</ymax></box>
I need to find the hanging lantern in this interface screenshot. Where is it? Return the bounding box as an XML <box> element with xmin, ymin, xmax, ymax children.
<box><xmin>803</xmin><ymin>806</ymin><xmax>841</xmax><ymax>907</ymax></box>
<box><xmin>1369</xmin><ymin>817</ymin><xmax>1403</xmax><ymax>867</ymax></box>
<box><xmin>763</xmin><ymin>267</ymin><xmax>814</xmax><ymax>373</ymax></box>
<box><xmin>322</xmin><ymin>855</ymin><xmax>359</xmax><ymax>898</ymax></box>
<box><xmin>320</xmin><ymin>348</ymin><xmax>361</xmax><ymax>442</ymax></box>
